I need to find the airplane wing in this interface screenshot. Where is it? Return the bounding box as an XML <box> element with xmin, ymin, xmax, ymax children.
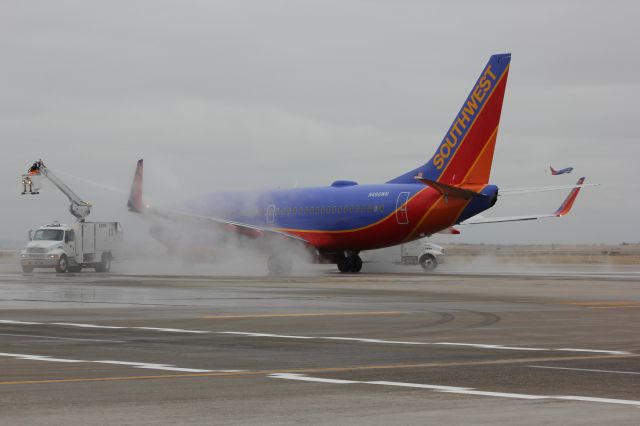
<box><xmin>127</xmin><ymin>160</ymin><xmax>311</xmax><ymax>247</ymax></box>
<box><xmin>461</xmin><ymin>177</ymin><xmax>586</xmax><ymax>225</ymax></box>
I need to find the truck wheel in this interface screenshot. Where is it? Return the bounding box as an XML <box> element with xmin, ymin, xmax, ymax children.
<box><xmin>419</xmin><ymin>253</ymin><xmax>437</xmax><ymax>271</ymax></box>
<box><xmin>21</xmin><ymin>265</ymin><xmax>34</xmax><ymax>273</ymax></box>
<box><xmin>95</xmin><ymin>253</ymin><xmax>111</xmax><ymax>273</ymax></box>
<box><xmin>55</xmin><ymin>255</ymin><xmax>68</xmax><ymax>273</ymax></box>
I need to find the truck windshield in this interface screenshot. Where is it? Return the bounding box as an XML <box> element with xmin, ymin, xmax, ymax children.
<box><xmin>33</xmin><ymin>229</ymin><xmax>64</xmax><ymax>241</ymax></box>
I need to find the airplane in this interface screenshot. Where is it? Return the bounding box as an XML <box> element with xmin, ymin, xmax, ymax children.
<box><xmin>550</xmin><ymin>166</ymin><xmax>574</xmax><ymax>175</ymax></box>
<box><xmin>127</xmin><ymin>53</ymin><xmax>590</xmax><ymax>274</ymax></box>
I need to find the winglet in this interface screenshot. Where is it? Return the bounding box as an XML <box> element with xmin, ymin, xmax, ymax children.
<box><xmin>554</xmin><ymin>177</ymin><xmax>585</xmax><ymax>216</ymax></box>
<box><xmin>127</xmin><ymin>159</ymin><xmax>144</xmax><ymax>213</ymax></box>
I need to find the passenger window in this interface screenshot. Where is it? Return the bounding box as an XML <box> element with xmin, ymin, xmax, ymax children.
<box><xmin>368</xmin><ymin>205</ymin><xmax>373</xmax><ymax>213</ymax></box>
<box><xmin>380</xmin><ymin>205</ymin><xmax>384</xmax><ymax>213</ymax></box>
<box><xmin>65</xmin><ymin>230</ymin><xmax>75</xmax><ymax>243</ymax></box>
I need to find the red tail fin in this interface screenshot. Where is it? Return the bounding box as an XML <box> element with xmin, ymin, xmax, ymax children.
<box><xmin>388</xmin><ymin>54</ymin><xmax>511</xmax><ymax>185</ymax></box>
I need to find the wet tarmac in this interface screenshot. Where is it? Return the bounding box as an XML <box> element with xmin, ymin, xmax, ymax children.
<box><xmin>1</xmin><ymin>260</ymin><xmax>640</xmax><ymax>425</ymax></box>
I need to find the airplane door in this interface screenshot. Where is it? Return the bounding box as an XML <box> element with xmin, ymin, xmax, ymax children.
<box><xmin>266</xmin><ymin>204</ymin><xmax>275</xmax><ymax>224</ymax></box>
<box><xmin>396</xmin><ymin>192</ymin><xmax>410</xmax><ymax>225</ymax></box>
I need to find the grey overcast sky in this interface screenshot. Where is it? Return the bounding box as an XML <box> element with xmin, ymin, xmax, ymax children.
<box><xmin>1</xmin><ymin>0</ymin><xmax>638</xmax><ymax>246</ymax></box>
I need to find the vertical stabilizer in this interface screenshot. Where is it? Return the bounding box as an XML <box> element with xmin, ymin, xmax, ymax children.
<box><xmin>388</xmin><ymin>54</ymin><xmax>511</xmax><ymax>185</ymax></box>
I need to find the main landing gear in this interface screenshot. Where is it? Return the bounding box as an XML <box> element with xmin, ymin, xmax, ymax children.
<box><xmin>337</xmin><ymin>253</ymin><xmax>362</xmax><ymax>273</ymax></box>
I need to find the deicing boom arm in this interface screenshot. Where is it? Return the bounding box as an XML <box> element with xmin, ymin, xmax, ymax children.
<box><xmin>39</xmin><ymin>164</ymin><xmax>92</xmax><ymax>220</ymax></box>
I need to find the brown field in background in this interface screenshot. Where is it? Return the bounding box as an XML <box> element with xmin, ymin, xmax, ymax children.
<box><xmin>442</xmin><ymin>244</ymin><xmax>640</xmax><ymax>265</ymax></box>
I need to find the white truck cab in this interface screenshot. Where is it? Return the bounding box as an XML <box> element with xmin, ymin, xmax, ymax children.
<box><xmin>361</xmin><ymin>239</ymin><xmax>445</xmax><ymax>272</ymax></box>
<box><xmin>400</xmin><ymin>240</ymin><xmax>444</xmax><ymax>271</ymax></box>
<box><xmin>20</xmin><ymin>221</ymin><xmax>123</xmax><ymax>273</ymax></box>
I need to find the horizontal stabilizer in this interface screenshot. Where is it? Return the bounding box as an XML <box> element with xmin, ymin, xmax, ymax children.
<box><xmin>414</xmin><ymin>176</ymin><xmax>487</xmax><ymax>200</ymax></box>
<box><xmin>462</xmin><ymin>177</ymin><xmax>587</xmax><ymax>225</ymax></box>
<box><xmin>437</xmin><ymin>227</ymin><xmax>461</xmax><ymax>235</ymax></box>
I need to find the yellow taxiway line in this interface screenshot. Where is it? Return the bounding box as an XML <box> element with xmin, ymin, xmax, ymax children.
<box><xmin>559</xmin><ymin>300</ymin><xmax>640</xmax><ymax>309</ymax></box>
<box><xmin>200</xmin><ymin>311</ymin><xmax>406</xmax><ymax>319</ymax></box>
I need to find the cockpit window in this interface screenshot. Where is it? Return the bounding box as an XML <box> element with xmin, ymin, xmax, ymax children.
<box><xmin>33</xmin><ymin>229</ymin><xmax>64</xmax><ymax>241</ymax></box>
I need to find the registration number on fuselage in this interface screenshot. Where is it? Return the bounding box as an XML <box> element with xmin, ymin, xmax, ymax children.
<box><xmin>368</xmin><ymin>192</ymin><xmax>389</xmax><ymax>198</ymax></box>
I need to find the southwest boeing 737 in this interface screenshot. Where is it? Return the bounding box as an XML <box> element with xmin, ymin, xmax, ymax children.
<box><xmin>128</xmin><ymin>53</ymin><xmax>588</xmax><ymax>274</ymax></box>
<box><xmin>550</xmin><ymin>166</ymin><xmax>574</xmax><ymax>175</ymax></box>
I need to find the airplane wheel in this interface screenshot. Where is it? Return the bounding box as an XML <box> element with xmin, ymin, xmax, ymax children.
<box><xmin>337</xmin><ymin>255</ymin><xmax>362</xmax><ymax>273</ymax></box>
<box><xmin>337</xmin><ymin>258</ymin><xmax>350</xmax><ymax>273</ymax></box>
<box><xmin>350</xmin><ymin>255</ymin><xmax>362</xmax><ymax>273</ymax></box>
<box><xmin>55</xmin><ymin>255</ymin><xmax>68</xmax><ymax>273</ymax></box>
<box><xmin>419</xmin><ymin>253</ymin><xmax>437</xmax><ymax>271</ymax></box>
<box><xmin>267</xmin><ymin>254</ymin><xmax>293</xmax><ymax>275</ymax></box>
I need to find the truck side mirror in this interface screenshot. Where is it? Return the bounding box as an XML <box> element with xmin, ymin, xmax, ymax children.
<box><xmin>28</xmin><ymin>229</ymin><xmax>33</xmax><ymax>241</ymax></box>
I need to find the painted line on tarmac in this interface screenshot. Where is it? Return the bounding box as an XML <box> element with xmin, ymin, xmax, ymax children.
<box><xmin>132</xmin><ymin>327</ymin><xmax>209</xmax><ymax>333</ymax></box>
<box><xmin>269</xmin><ymin>373</ymin><xmax>640</xmax><ymax>407</ymax></box>
<box><xmin>529</xmin><ymin>365</ymin><xmax>640</xmax><ymax>376</ymax></box>
<box><xmin>219</xmin><ymin>331</ymin><xmax>631</xmax><ymax>355</ymax></box>
<box><xmin>0</xmin><ymin>320</ymin><xmax>632</xmax><ymax>355</ymax></box>
<box><xmin>0</xmin><ymin>320</ymin><xmax>209</xmax><ymax>334</ymax></box>
<box><xmin>201</xmin><ymin>311</ymin><xmax>405</xmax><ymax>319</ymax></box>
<box><xmin>432</xmin><ymin>342</ymin><xmax>547</xmax><ymax>351</ymax></box>
<box><xmin>50</xmin><ymin>322</ymin><xmax>126</xmax><ymax>329</ymax></box>
<box><xmin>559</xmin><ymin>301</ymin><xmax>640</xmax><ymax>309</ymax></box>
<box><xmin>0</xmin><ymin>353</ymin><xmax>636</xmax><ymax>387</ymax></box>
<box><xmin>553</xmin><ymin>348</ymin><xmax>631</xmax><ymax>355</ymax></box>
<box><xmin>0</xmin><ymin>332</ymin><xmax>125</xmax><ymax>343</ymax></box>
<box><xmin>0</xmin><ymin>352</ymin><xmax>245</xmax><ymax>373</ymax></box>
